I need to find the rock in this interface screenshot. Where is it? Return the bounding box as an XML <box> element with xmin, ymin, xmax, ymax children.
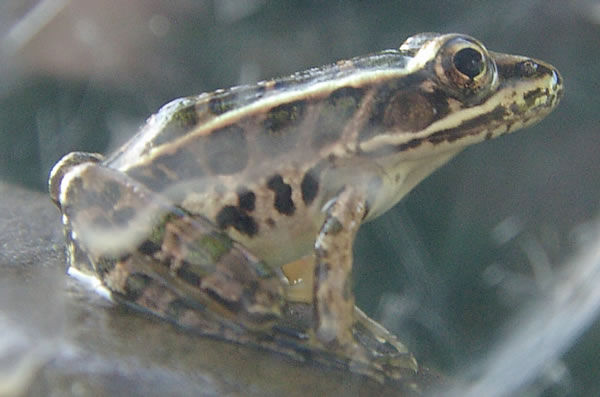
<box><xmin>0</xmin><ymin>183</ymin><xmax>439</xmax><ymax>396</ymax></box>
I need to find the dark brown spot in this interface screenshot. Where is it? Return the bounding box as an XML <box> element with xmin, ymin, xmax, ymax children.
<box><xmin>204</xmin><ymin>286</ymin><xmax>245</xmax><ymax>314</ymax></box>
<box><xmin>266</xmin><ymin>174</ymin><xmax>295</xmax><ymax>215</ymax></box>
<box><xmin>205</xmin><ymin>125</ymin><xmax>248</xmax><ymax>175</ymax></box>
<box><xmin>497</xmin><ymin>60</ymin><xmax>554</xmax><ymax>82</ymax></box>
<box><xmin>166</xmin><ymin>299</ymin><xmax>196</xmax><ymax>320</ymax></box>
<box><xmin>208</xmin><ymin>95</ymin><xmax>234</xmax><ymax>115</ymax></box>
<box><xmin>176</xmin><ymin>263</ymin><xmax>201</xmax><ymax>286</ymax></box>
<box><xmin>359</xmin><ymin>80</ymin><xmax>414</xmax><ymax>141</ymax></box>
<box><xmin>523</xmin><ymin>88</ymin><xmax>543</xmax><ymax>107</ymax></box>
<box><xmin>237</xmin><ymin>188</ymin><xmax>256</xmax><ymax>212</ymax></box>
<box><xmin>123</xmin><ymin>273</ymin><xmax>152</xmax><ymax>300</ymax></box>
<box><xmin>153</xmin><ymin>105</ymin><xmax>200</xmax><ymax>147</ymax></box>
<box><xmin>426</xmin><ymin>88</ymin><xmax>451</xmax><ymax>119</ymax></box>
<box><xmin>359</xmin><ymin>74</ymin><xmax>452</xmax><ymax>141</ymax></box>
<box><xmin>265</xmin><ymin>101</ymin><xmax>305</xmax><ymax>133</ymax></box>
<box><xmin>138</xmin><ymin>240</ymin><xmax>162</xmax><ymax>256</ymax></box>
<box><xmin>312</xmin><ymin>87</ymin><xmax>364</xmax><ymax>148</ymax></box>
<box><xmin>384</xmin><ymin>87</ymin><xmax>450</xmax><ymax>133</ymax></box>
<box><xmin>216</xmin><ymin>205</ymin><xmax>258</xmax><ymax>237</ymax></box>
<box><xmin>266</xmin><ymin>218</ymin><xmax>275</xmax><ymax>227</ymax></box>
<box><xmin>383</xmin><ymin>90</ymin><xmax>435</xmax><ymax>131</ymax></box>
<box><xmin>300</xmin><ymin>169</ymin><xmax>320</xmax><ymax>206</ymax></box>
<box><xmin>397</xmin><ymin>138</ymin><xmax>422</xmax><ymax>151</ymax></box>
<box><xmin>95</xmin><ymin>257</ymin><xmax>117</xmax><ymax>277</ymax></box>
<box><xmin>516</xmin><ymin>60</ymin><xmax>537</xmax><ymax>78</ymax></box>
<box><xmin>359</xmin><ymin>84</ymin><xmax>396</xmax><ymax>141</ymax></box>
<box><xmin>259</xmin><ymin>100</ymin><xmax>305</xmax><ymax>155</ymax></box>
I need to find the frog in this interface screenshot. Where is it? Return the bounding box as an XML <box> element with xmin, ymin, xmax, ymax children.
<box><xmin>48</xmin><ymin>33</ymin><xmax>562</xmax><ymax>383</ymax></box>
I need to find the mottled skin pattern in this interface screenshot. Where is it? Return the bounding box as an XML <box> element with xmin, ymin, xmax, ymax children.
<box><xmin>49</xmin><ymin>33</ymin><xmax>562</xmax><ymax>383</ymax></box>
<box><xmin>313</xmin><ymin>186</ymin><xmax>366</xmax><ymax>347</ymax></box>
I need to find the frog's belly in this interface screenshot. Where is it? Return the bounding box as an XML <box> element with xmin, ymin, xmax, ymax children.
<box><xmin>180</xmin><ymin>190</ymin><xmax>324</xmax><ymax>268</ymax></box>
<box><xmin>230</xmin><ymin>213</ymin><xmax>320</xmax><ymax>268</ymax></box>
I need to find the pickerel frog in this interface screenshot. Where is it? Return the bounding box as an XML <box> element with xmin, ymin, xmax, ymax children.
<box><xmin>49</xmin><ymin>33</ymin><xmax>562</xmax><ymax>382</ymax></box>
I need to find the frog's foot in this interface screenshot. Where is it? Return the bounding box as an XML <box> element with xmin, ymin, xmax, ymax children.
<box><xmin>349</xmin><ymin>307</ymin><xmax>418</xmax><ymax>381</ymax></box>
<box><xmin>311</xmin><ymin>306</ymin><xmax>418</xmax><ymax>382</ymax></box>
<box><xmin>52</xmin><ymin>159</ymin><xmax>285</xmax><ymax>337</ymax></box>
<box><xmin>281</xmin><ymin>255</ymin><xmax>417</xmax><ymax>380</ymax></box>
<box><xmin>272</xmin><ymin>300</ymin><xmax>417</xmax><ymax>382</ymax></box>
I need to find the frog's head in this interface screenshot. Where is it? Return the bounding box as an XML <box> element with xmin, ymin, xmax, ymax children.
<box><xmin>359</xmin><ymin>33</ymin><xmax>563</xmax><ymax>159</ymax></box>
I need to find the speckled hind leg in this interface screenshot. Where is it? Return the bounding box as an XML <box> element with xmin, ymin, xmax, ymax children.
<box><xmin>52</xmin><ymin>159</ymin><xmax>284</xmax><ymax>339</ymax></box>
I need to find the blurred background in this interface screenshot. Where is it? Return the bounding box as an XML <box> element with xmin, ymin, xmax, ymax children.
<box><xmin>1</xmin><ymin>1</ymin><xmax>599</xmax><ymax>395</ymax></box>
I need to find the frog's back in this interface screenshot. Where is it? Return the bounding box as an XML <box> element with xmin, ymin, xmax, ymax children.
<box><xmin>105</xmin><ymin>49</ymin><xmax>412</xmax><ymax>179</ymax></box>
<box><xmin>98</xmin><ymin>50</ymin><xmax>413</xmax><ymax>265</ymax></box>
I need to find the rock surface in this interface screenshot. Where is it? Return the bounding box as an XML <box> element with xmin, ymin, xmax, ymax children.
<box><xmin>0</xmin><ymin>183</ymin><xmax>439</xmax><ymax>396</ymax></box>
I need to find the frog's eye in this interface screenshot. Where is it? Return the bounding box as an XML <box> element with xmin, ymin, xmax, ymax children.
<box><xmin>453</xmin><ymin>47</ymin><xmax>484</xmax><ymax>79</ymax></box>
<box><xmin>435</xmin><ymin>34</ymin><xmax>497</xmax><ymax>104</ymax></box>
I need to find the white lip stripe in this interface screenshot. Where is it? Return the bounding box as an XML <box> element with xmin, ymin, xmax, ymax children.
<box><xmin>359</xmin><ymin>75</ymin><xmax>553</xmax><ymax>153</ymax></box>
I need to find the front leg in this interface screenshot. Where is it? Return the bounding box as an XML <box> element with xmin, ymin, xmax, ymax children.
<box><xmin>314</xmin><ymin>186</ymin><xmax>366</xmax><ymax>348</ymax></box>
<box><xmin>312</xmin><ymin>186</ymin><xmax>419</xmax><ymax>381</ymax></box>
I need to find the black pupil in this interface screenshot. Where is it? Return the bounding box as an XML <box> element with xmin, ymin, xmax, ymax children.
<box><xmin>453</xmin><ymin>48</ymin><xmax>484</xmax><ymax>78</ymax></box>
